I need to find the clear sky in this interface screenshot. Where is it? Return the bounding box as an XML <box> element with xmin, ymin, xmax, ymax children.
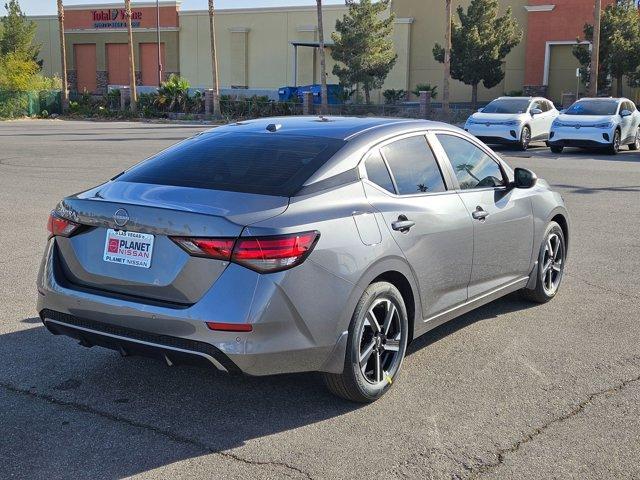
<box><xmin>10</xmin><ymin>0</ymin><xmax>344</xmax><ymax>16</ymax></box>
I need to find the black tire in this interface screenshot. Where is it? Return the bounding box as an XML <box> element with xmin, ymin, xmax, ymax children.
<box><xmin>608</xmin><ymin>129</ymin><xmax>621</xmax><ymax>155</ymax></box>
<box><xmin>521</xmin><ymin>221</ymin><xmax>566</xmax><ymax>304</ymax></box>
<box><xmin>628</xmin><ymin>128</ymin><xmax>640</xmax><ymax>150</ymax></box>
<box><xmin>550</xmin><ymin>145</ymin><xmax>564</xmax><ymax>154</ymax></box>
<box><xmin>519</xmin><ymin>126</ymin><xmax>531</xmax><ymax>151</ymax></box>
<box><xmin>322</xmin><ymin>281</ymin><xmax>409</xmax><ymax>403</ymax></box>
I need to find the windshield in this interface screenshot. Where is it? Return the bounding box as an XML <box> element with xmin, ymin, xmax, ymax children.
<box><xmin>117</xmin><ymin>132</ymin><xmax>346</xmax><ymax>197</ymax></box>
<box><xmin>481</xmin><ymin>99</ymin><xmax>530</xmax><ymax>114</ymax></box>
<box><xmin>565</xmin><ymin>101</ymin><xmax>618</xmax><ymax>116</ymax></box>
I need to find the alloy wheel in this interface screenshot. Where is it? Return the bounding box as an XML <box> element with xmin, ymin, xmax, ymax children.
<box><xmin>357</xmin><ymin>298</ymin><xmax>403</xmax><ymax>384</ymax></box>
<box><xmin>541</xmin><ymin>232</ymin><xmax>564</xmax><ymax>296</ymax></box>
<box><xmin>613</xmin><ymin>130</ymin><xmax>621</xmax><ymax>152</ymax></box>
<box><xmin>521</xmin><ymin>127</ymin><xmax>531</xmax><ymax>150</ymax></box>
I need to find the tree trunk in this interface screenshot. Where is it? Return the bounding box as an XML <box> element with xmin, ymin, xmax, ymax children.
<box><xmin>589</xmin><ymin>0</ymin><xmax>602</xmax><ymax>97</ymax></box>
<box><xmin>208</xmin><ymin>0</ymin><xmax>221</xmax><ymax>116</ymax></box>
<box><xmin>442</xmin><ymin>0</ymin><xmax>452</xmax><ymax>117</ymax></box>
<box><xmin>124</xmin><ymin>0</ymin><xmax>137</xmax><ymax>112</ymax></box>
<box><xmin>616</xmin><ymin>73</ymin><xmax>623</xmax><ymax>97</ymax></box>
<box><xmin>57</xmin><ymin>0</ymin><xmax>68</xmax><ymax>112</ymax></box>
<box><xmin>316</xmin><ymin>0</ymin><xmax>328</xmax><ymax>115</ymax></box>
<box><xmin>364</xmin><ymin>87</ymin><xmax>371</xmax><ymax>105</ymax></box>
<box><xmin>471</xmin><ymin>83</ymin><xmax>478</xmax><ymax>111</ymax></box>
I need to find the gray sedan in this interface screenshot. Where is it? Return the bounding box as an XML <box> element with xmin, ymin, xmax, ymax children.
<box><xmin>37</xmin><ymin>117</ymin><xmax>569</xmax><ymax>402</ymax></box>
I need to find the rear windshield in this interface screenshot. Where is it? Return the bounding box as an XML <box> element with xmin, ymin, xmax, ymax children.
<box><xmin>117</xmin><ymin>132</ymin><xmax>346</xmax><ymax>196</ymax></box>
<box><xmin>565</xmin><ymin>100</ymin><xmax>618</xmax><ymax>116</ymax></box>
<box><xmin>482</xmin><ymin>99</ymin><xmax>530</xmax><ymax>114</ymax></box>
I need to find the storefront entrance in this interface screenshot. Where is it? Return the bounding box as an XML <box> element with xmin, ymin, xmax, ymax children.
<box><xmin>140</xmin><ymin>43</ymin><xmax>166</xmax><ymax>86</ymax></box>
<box><xmin>75</xmin><ymin>44</ymin><xmax>97</xmax><ymax>93</ymax></box>
<box><xmin>106</xmin><ymin>43</ymin><xmax>130</xmax><ymax>86</ymax></box>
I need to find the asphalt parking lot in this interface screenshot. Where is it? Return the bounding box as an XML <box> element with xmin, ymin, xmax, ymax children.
<box><xmin>0</xmin><ymin>119</ymin><xmax>639</xmax><ymax>480</ymax></box>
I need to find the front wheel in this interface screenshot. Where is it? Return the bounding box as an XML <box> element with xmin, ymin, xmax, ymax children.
<box><xmin>608</xmin><ymin>129</ymin><xmax>621</xmax><ymax>155</ymax></box>
<box><xmin>322</xmin><ymin>282</ymin><xmax>409</xmax><ymax>403</ymax></box>
<box><xmin>628</xmin><ymin>127</ymin><xmax>640</xmax><ymax>150</ymax></box>
<box><xmin>519</xmin><ymin>126</ymin><xmax>531</xmax><ymax>151</ymax></box>
<box><xmin>550</xmin><ymin>145</ymin><xmax>564</xmax><ymax>154</ymax></box>
<box><xmin>521</xmin><ymin>221</ymin><xmax>566</xmax><ymax>303</ymax></box>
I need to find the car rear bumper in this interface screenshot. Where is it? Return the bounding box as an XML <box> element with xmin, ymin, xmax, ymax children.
<box><xmin>37</xmin><ymin>240</ymin><xmax>353</xmax><ymax>376</ymax></box>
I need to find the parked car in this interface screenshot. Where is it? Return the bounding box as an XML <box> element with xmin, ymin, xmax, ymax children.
<box><xmin>38</xmin><ymin>117</ymin><xmax>569</xmax><ymax>403</ymax></box>
<box><xmin>464</xmin><ymin>96</ymin><xmax>558</xmax><ymax>151</ymax></box>
<box><xmin>548</xmin><ymin>97</ymin><xmax>640</xmax><ymax>154</ymax></box>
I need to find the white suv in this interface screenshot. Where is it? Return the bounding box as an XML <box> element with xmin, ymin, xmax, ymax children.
<box><xmin>548</xmin><ymin>97</ymin><xmax>640</xmax><ymax>155</ymax></box>
<box><xmin>464</xmin><ymin>97</ymin><xmax>558</xmax><ymax>151</ymax></box>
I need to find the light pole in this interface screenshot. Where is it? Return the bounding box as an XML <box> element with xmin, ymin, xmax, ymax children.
<box><xmin>156</xmin><ymin>0</ymin><xmax>162</xmax><ymax>86</ymax></box>
<box><xmin>589</xmin><ymin>0</ymin><xmax>602</xmax><ymax>96</ymax></box>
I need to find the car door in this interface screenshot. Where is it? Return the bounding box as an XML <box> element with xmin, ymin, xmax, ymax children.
<box><xmin>431</xmin><ymin>131</ymin><xmax>534</xmax><ymax>299</ymax></box>
<box><xmin>542</xmin><ymin>100</ymin><xmax>558</xmax><ymax>136</ymax></box>
<box><xmin>528</xmin><ymin>100</ymin><xmax>546</xmax><ymax>139</ymax></box>
<box><xmin>619</xmin><ymin>101</ymin><xmax>634</xmax><ymax>141</ymax></box>
<box><xmin>361</xmin><ymin>133</ymin><xmax>474</xmax><ymax>321</ymax></box>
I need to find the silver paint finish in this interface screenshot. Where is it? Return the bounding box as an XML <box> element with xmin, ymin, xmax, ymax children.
<box><xmin>37</xmin><ymin>116</ymin><xmax>569</xmax><ymax>376</ymax></box>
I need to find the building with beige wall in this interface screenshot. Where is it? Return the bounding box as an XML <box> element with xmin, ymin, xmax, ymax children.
<box><xmin>30</xmin><ymin>1</ymin><xmax>628</xmax><ymax>104</ymax></box>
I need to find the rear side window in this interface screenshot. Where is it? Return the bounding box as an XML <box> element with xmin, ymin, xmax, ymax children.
<box><xmin>117</xmin><ymin>132</ymin><xmax>346</xmax><ymax>197</ymax></box>
<box><xmin>364</xmin><ymin>150</ymin><xmax>395</xmax><ymax>193</ymax></box>
<box><xmin>381</xmin><ymin>136</ymin><xmax>446</xmax><ymax>195</ymax></box>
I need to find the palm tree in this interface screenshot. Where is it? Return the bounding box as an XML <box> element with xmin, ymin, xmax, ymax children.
<box><xmin>208</xmin><ymin>0</ymin><xmax>221</xmax><ymax>116</ymax></box>
<box><xmin>442</xmin><ymin>0</ymin><xmax>452</xmax><ymax>117</ymax></box>
<box><xmin>57</xmin><ymin>0</ymin><xmax>68</xmax><ymax>112</ymax></box>
<box><xmin>124</xmin><ymin>0</ymin><xmax>137</xmax><ymax>112</ymax></box>
<box><xmin>316</xmin><ymin>0</ymin><xmax>328</xmax><ymax>115</ymax></box>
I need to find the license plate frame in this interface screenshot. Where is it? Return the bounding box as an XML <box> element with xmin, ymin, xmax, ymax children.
<box><xmin>103</xmin><ymin>229</ymin><xmax>155</xmax><ymax>269</ymax></box>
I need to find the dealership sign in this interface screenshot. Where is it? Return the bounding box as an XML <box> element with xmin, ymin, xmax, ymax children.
<box><xmin>92</xmin><ymin>9</ymin><xmax>142</xmax><ymax>28</ymax></box>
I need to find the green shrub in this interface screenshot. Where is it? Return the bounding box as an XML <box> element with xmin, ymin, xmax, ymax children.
<box><xmin>411</xmin><ymin>83</ymin><xmax>438</xmax><ymax>99</ymax></box>
<box><xmin>383</xmin><ymin>89</ymin><xmax>407</xmax><ymax>104</ymax></box>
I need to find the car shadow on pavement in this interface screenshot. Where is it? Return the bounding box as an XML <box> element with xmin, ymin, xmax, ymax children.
<box><xmin>1</xmin><ymin>293</ymin><xmax>534</xmax><ymax>478</ymax></box>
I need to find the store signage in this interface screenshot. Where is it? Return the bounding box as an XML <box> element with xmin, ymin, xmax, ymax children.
<box><xmin>92</xmin><ymin>9</ymin><xmax>142</xmax><ymax>29</ymax></box>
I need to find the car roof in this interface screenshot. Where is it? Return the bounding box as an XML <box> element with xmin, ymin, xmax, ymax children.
<box><xmin>576</xmin><ymin>97</ymin><xmax>624</xmax><ymax>102</ymax></box>
<box><xmin>206</xmin><ymin>116</ymin><xmax>454</xmax><ymax>141</ymax></box>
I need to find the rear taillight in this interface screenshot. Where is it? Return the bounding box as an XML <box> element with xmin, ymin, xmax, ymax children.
<box><xmin>172</xmin><ymin>231</ymin><xmax>320</xmax><ymax>273</ymax></box>
<box><xmin>47</xmin><ymin>212</ymin><xmax>81</xmax><ymax>238</ymax></box>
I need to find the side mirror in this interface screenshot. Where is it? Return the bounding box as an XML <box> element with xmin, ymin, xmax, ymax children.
<box><xmin>477</xmin><ymin>108</ymin><xmax>484</xmax><ymax>113</ymax></box>
<box><xmin>513</xmin><ymin>167</ymin><xmax>537</xmax><ymax>189</ymax></box>
<box><xmin>620</xmin><ymin>109</ymin><xmax>632</xmax><ymax>117</ymax></box>
<box><xmin>530</xmin><ymin>108</ymin><xmax>542</xmax><ymax>116</ymax></box>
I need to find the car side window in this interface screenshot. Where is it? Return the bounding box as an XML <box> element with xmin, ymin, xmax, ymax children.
<box><xmin>380</xmin><ymin>136</ymin><xmax>447</xmax><ymax>195</ymax></box>
<box><xmin>436</xmin><ymin>134</ymin><xmax>505</xmax><ymax>190</ymax></box>
<box><xmin>531</xmin><ymin>101</ymin><xmax>542</xmax><ymax>112</ymax></box>
<box><xmin>364</xmin><ymin>150</ymin><xmax>395</xmax><ymax>193</ymax></box>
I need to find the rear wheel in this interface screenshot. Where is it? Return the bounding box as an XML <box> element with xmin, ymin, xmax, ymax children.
<box><xmin>323</xmin><ymin>282</ymin><xmax>408</xmax><ymax>403</ymax></box>
<box><xmin>628</xmin><ymin>127</ymin><xmax>640</xmax><ymax>150</ymax></box>
<box><xmin>550</xmin><ymin>145</ymin><xmax>563</xmax><ymax>154</ymax></box>
<box><xmin>608</xmin><ymin>129</ymin><xmax>621</xmax><ymax>155</ymax></box>
<box><xmin>521</xmin><ymin>221</ymin><xmax>566</xmax><ymax>303</ymax></box>
<box><xmin>519</xmin><ymin>126</ymin><xmax>531</xmax><ymax>151</ymax></box>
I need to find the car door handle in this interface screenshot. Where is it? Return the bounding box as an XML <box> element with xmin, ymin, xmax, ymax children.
<box><xmin>391</xmin><ymin>216</ymin><xmax>416</xmax><ymax>232</ymax></box>
<box><xmin>472</xmin><ymin>207</ymin><xmax>489</xmax><ymax>221</ymax></box>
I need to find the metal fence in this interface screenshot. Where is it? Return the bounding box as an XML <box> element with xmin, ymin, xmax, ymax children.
<box><xmin>0</xmin><ymin>90</ymin><xmax>62</xmax><ymax>118</ymax></box>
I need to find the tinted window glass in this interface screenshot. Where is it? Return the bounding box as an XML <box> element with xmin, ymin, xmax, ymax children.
<box><xmin>482</xmin><ymin>99</ymin><xmax>530</xmax><ymax>114</ymax></box>
<box><xmin>436</xmin><ymin>135</ymin><xmax>505</xmax><ymax>190</ymax></box>
<box><xmin>531</xmin><ymin>101</ymin><xmax>542</xmax><ymax>112</ymax></box>
<box><xmin>381</xmin><ymin>136</ymin><xmax>446</xmax><ymax>195</ymax></box>
<box><xmin>365</xmin><ymin>150</ymin><xmax>395</xmax><ymax>193</ymax></box>
<box><xmin>117</xmin><ymin>132</ymin><xmax>346</xmax><ymax>197</ymax></box>
<box><xmin>565</xmin><ymin>100</ymin><xmax>618</xmax><ymax>116</ymax></box>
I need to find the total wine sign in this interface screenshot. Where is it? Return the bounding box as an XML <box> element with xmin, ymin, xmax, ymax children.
<box><xmin>92</xmin><ymin>9</ymin><xmax>143</xmax><ymax>29</ymax></box>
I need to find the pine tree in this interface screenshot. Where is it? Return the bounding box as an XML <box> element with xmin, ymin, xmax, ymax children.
<box><xmin>0</xmin><ymin>0</ymin><xmax>41</xmax><ymax>64</ymax></box>
<box><xmin>330</xmin><ymin>0</ymin><xmax>397</xmax><ymax>104</ymax></box>
<box><xmin>573</xmin><ymin>0</ymin><xmax>640</xmax><ymax>97</ymax></box>
<box><xmin>433</xmin><ymin>0</ymin><xmax>521</xmax><ymax>109</ymax></box>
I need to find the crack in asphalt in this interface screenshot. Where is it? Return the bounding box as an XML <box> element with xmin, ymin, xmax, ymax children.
<box><xmin>0</xmin><ymin>381</ymin><xmax>314</xmax><ymax>480</ymax></box>
<box><xmin>466</xmin><ymin>373</ymin><xmax>640</xmax><ymax>479</ymax></box>
<box><xmin>565</xmin><ymin>272</ymin><xmax>639</xmax><ymax>300</ymax></box>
